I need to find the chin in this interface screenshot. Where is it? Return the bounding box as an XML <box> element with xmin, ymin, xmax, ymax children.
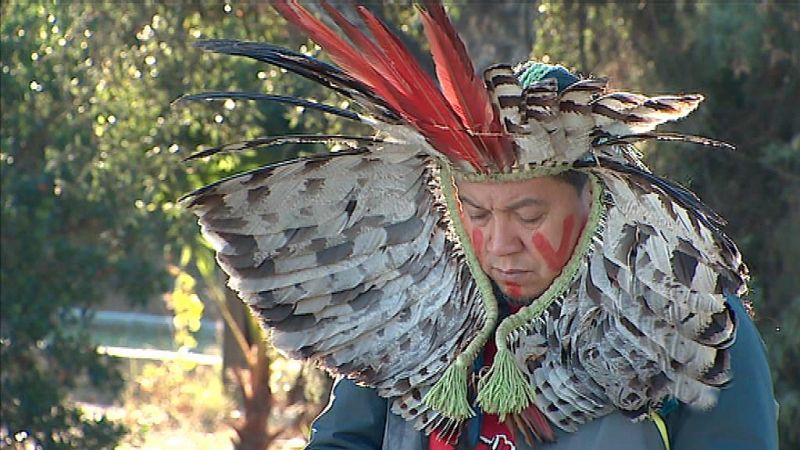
<box><xmin>501</xmin><ymin>287</ymin><xmax>538</xmax><ymax>306</ymax></box>
<box><xmin>507</xmin><ymin>296</ymin><xmax>535</xmax><ymax>307</ymax></box>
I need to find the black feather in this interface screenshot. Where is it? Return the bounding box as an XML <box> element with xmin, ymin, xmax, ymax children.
<box><xmin>579</xmin><ymin>156</ymin><xmax>745</xmax><ymax>288</ymax></box>
<box><xmin>193</xmin><ymin>39</ymin><xmax>400</xmax><ymax>121</ymax></box>
<box><xmin>184</xmin><ymin>134</ymin><xmax>384</xmax><ymax>161</ymax></box>
<box><xmin>592</xmin><ymin>131</ymin><xmax>735</xmax><ymax>151</ymax></box>
<box><xmin>173</xmin><ymin>91</ymin><xmax>361</xmax><ymax>121</ymax></box>
<box><xmin>578</xmin><ymin>155</ymin><xmax>727</xmax><ymax>228</ymax></box>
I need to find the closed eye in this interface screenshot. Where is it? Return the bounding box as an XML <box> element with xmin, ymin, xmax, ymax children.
<box><xmin>519</xmin><ymin>214</ymin><xmax>543</xmax><ymax>224</ymax></box>
<box><xmin>468</xmin><ymin>211</ymin><xmax>489</xmax><ymax>221</ymax></box>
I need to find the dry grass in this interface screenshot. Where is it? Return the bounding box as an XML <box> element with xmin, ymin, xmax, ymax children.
<box><xmin>77</xmin><ymin>358</ymin><xmax>312</xmax><ymax>450</ymax></box>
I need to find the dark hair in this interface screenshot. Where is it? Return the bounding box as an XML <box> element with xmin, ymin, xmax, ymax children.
<box><xmin>556</xmin><ymin>170</ymin><xmax>589</xmax><ymax>191</ymax></box>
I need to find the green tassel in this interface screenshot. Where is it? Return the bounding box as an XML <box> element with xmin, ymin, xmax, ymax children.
<box><xmin>423</xmin><ymin>359</ymin><xmax>475</xmax><ymax>420</ymax></box>
<box><xmin>476</xmin><ymin>348</ymin><xmax>537</xmax><ymax>421</ymax></box>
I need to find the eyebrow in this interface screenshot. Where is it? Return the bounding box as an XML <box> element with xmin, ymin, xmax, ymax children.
<box><xmin>507</xmin><ymin>198</ymin><xmax>547</xmax><ymax>210</ymax></box>
<box><xmin>458</xmin><ymin>196</ymin><xmax>485</xmax><ymax>210</ymax></box>
<box><xmin>459</xmin><ymin>196</ymin><xmax>546</xmax><ymax>211</ymax></box>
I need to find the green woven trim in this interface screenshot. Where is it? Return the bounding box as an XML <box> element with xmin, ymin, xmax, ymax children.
<box><xmin>422</xmin><ymin>161</ymin><xmax>499</xmax><ymax>420</ymax></box>
<box><xmin>476</xmin><ymin>173</ymin><xmax>605</xmax><ymax>416</ymax></box>
<box><xmin>454</xmin><ymin>164</ymin><xmax>571</xmax><ymax>182</ymax></box>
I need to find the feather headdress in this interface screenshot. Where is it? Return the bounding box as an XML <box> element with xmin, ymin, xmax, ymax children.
<box><xmin>178</xmin><ymin>0</ymin><xmax>748</xmax><ymax>442</ymax></box>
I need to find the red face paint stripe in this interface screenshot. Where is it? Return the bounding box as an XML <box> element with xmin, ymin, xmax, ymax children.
<box><xmin>532</xmin><ymin>214</ymin><xmax>576</xmax><ymax>272</ymax></box>
<box><xmin>471</xmin><ymin>228</ymin><xmax>485</xmax><ymax>266</ymax></box>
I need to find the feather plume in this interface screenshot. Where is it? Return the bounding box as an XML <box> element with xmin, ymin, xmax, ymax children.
<box><xmin>192</xmin><ymin>39</ymin><xmax>400</xmax><ymax>121</ymax></box>
<box><xmin>180</xmin><ymin>1</ymin><xmax>747</xmax><ymax>441</ymax></box>
<box><xmin>184</xmin><ymin>134</ymin><xmax>384</xmax><ymax>161</ymax></box>
<box><xmin>418</xmin><ymin>1</ymin><xmax>515</xmax><ymax>170</ymax></box>
<box><xmin>272</xmin><ymin>0</ymin><xmax>518</xmax><ymax>172</ymax></box>
<box><xmin>174</xmin><ymin>91</ymin><xmax>360</xmax><ymax>121</ymax></box>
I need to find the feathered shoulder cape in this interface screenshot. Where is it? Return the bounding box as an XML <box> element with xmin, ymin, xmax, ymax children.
<box><xmin>179</xmin><ymin>0</ymin><xmax>748</xmax><ymax>439</ymax></box>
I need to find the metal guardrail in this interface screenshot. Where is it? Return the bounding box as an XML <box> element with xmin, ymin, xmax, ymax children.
<box><xmin>76</xmin><ymin>309</ymin><xmax>224</xmax><ymax>366</ymax></box>
<box><xmin>97</xmin><ymin>345</ymin><xmax>222</xmax><ymax>366</ymax></box>
<box><xmin>87</xmin><ymin>309</ymin><xmax>221</xmax><ymax>331</ymax></box>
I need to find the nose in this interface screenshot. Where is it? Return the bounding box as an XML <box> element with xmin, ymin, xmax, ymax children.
<box><xmin>486</xmin><ymin>216</ymin><xmax>523</xmax><ymax>257</ymax></box>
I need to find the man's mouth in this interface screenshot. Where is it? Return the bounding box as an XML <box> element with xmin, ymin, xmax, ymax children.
<box><xmin>491</xmin><ymin>268</ymin><xmax>531</xmax><ymax>282</ymax></box>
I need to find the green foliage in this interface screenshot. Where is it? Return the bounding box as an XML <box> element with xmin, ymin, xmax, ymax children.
<box><xmin>1</xmin><ymin>2</ymin><xmax>163</xmax><ymax>447</ymax></box>
<box><xmin>0</xmin><ymin>2</ymin><xmax>396</xmax><ymax>447</ymax></box>
<box><xmin>165</xmin><ymin>267</ymin><xmax>205</xmax><ymax>351</ymax></box>
<box><xmin>628</xmin><ymin>5</ymin><xmax>799</xmax><ymax>445</ymax></box>
<box><xmin>0</xmin><ymin>1</ymin><xmax>268</xmax><ymax>447</ymax></box>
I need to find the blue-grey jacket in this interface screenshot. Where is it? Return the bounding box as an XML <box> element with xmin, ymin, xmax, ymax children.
<box><xmin>306</xmin><ymin>297</ymin><xmax>778</xmax><ymax>450</ymax></box>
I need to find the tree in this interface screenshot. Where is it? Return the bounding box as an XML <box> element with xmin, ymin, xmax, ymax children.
<box><xmin>1</xmin><ymin>2</ymin><xmax>168</xmax><ymax>447</ymax></box>
<box><xmin>627</xmin><ymin>4</ymin><xmax>799</xmax><ymax>446</ymax></box>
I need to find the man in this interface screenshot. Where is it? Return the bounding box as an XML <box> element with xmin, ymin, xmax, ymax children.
<box><xmin>180</xmin><ymin>1</ymin><xmax>778</xmax><ymax>449</ymax></box>
<box><xmin>305</xmin><ymin>171</ymin><xmax>777</xmax><ymax>449</ymax></box>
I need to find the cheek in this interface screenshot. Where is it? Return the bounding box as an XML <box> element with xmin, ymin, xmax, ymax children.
<box><xmin>531</xmin><ymin>214</ymin><xmax>577</xmax><ymax>272</ymax></box>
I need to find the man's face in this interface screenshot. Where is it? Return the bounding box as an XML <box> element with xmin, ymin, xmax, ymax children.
<box><xmin>457</xmin><ymin>176</ymin><xmax>591</xmax><ymax>303</ymax></box>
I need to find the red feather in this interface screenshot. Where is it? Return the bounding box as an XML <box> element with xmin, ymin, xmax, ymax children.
<box><xmin>523</xmin><ymin>404</ymin><xmax>556</xmax><ymax>442</ymax></box>
<box><xmin>419</xmin><ymin>1</ymin><xmax>515</xmax><ymax>170</ymax></box>
<box><xmin>418</xmin><ymin>2</ymin><xmax>488</xmax><ymax>126</ymax></box>
<box><xmin>318</xmin><ymin>2</ymin><xmax>410</xmax><ymax>97</ymax></box>
<box><xmin>272</xmin><ymin>1</ymin><xmax>391</xmax><ymax>101</ymax></box>
<box><xmin>353</xmin><ymin>4</ymin><xmax>487</xmax><ymax>169</ymax></box>
<box><xmin>272</xmin><ymin>0</ymin><xmax>511</xmax><ymax>172</ymax></box>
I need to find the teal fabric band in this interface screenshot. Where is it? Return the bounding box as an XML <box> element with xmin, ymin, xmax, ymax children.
<box><xmin>517</xmin><ymin>61</ymin><xmax>579</xmax><ymax>92</ymax></box>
